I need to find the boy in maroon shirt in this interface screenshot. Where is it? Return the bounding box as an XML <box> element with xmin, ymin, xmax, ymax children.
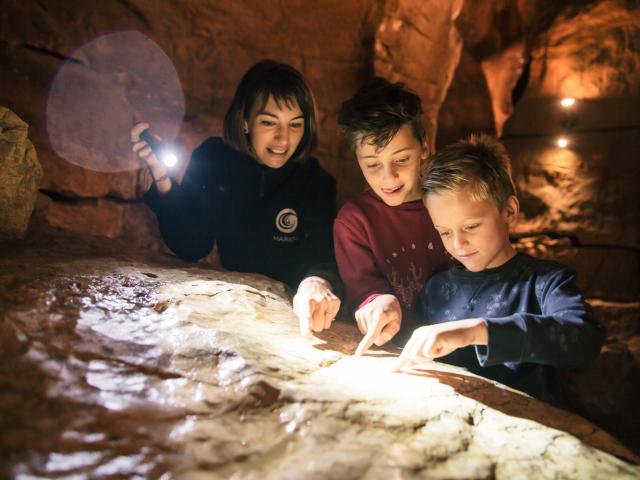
<box><xmin>333</xmin><ymin>78</ymin><xmax>449</xmax><ymax>355</ymax></box>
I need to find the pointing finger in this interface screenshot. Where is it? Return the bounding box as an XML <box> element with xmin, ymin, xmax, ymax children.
<box><xmin>295</xmin><ymin>298</ymin><xmax>312</xmax><ymax>335</ymax></box>
<box><xmin>355</xmin><ymin>316</ymin><xmax>383</xmax><ymax>356</ymax></box>
<box><xmin>392</xmin><ymin>334</ymin><xmax>416</xmax><ymax>372</ymax></box>
<box><xmin>355</xmin><ymin>329</ymin><xmax>377</xmax><ymax>356</ymax></box>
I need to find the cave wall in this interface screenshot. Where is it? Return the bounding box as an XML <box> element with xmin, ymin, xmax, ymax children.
<box><xmin>3</xmin><ymin>1</ymin><xmax>637</xmax><ymax>256</ymax></box>
<box><xmin>0</xmin><ymin>0</ymin><xmax>386</xmax><ymax>247</ymax></box>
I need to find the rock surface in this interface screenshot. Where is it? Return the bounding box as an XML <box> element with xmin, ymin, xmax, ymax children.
<box><xmin>1</xmin><ymin>227</ymin><xmax>639</xmax><ymax>478</ymax></box>
<box><xmin>375</xmin><ymin>0</ymin><xmax>464</xmax><ymax>148</ymax></box>
<box><xmin>515</xmin><ymin>236</ymin><xmax>639</xmax><ymax>302</ymax></box>
<box><xmin>504</xmin><ymin>1</ymin><xmax>640</xmax><ymax>249</ymax></box>
<box><xmin>0</xmin><ymin>107</ymin><xmax>43</xmax><ymax>241</ymax></box>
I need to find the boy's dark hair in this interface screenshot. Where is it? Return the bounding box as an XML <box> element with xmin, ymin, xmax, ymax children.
<box><xmin>223</xmin><ymin>59</ymin><xmax>318</xmax><ymax>162</ymax></box>
<box><xmin>337</xmin><ymin>77</ymin><xmax>426</xmax><ymax>151</ymax></box>
<box><xmin>422</xmin><ymin>134</ymin><xmax>517</xmax><ymax>210</ymax></box>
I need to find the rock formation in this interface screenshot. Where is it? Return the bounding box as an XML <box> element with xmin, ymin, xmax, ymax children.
<box><xmin>0</xmin><ymin>107</ymin><xmax>43</xmax><ymax>241</ymax></box>
<box><xmin>1</xmin><ymin>228</ymin><xmax>639</xmax><ymax>478</ymax></box>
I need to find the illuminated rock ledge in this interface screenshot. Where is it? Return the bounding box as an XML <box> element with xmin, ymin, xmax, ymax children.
<box><xmin>1</xmin><ymin>228</ymin><xmax>638</xmax><ymax>479</ymax></box>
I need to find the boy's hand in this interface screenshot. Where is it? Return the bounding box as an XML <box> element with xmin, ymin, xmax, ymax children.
<box><xmin>294</xmin><ymin>276</ymin><xmax>341</xmax><ymax>335</ymax></box>
<box><xmin>354</xmin><ymin>294</ymin><xmax>401</xmax><ymax>356</ymax></box>
<box><xmin>392</xmin><ymin>318</ymin><xmax>488</xmax><ymax>372</ymax></box>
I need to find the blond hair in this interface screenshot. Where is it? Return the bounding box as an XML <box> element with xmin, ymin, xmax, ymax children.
<box><xmin>421</xmin><ymin>133</ymin><xmax>516</xmax><ymax>210</ymax></box>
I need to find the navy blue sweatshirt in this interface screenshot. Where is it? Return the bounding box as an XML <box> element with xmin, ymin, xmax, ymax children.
<box><xmin>144</xmin><ymin>137</ymin><xmax>341</xmax><ymax>290</ymax></box>
<box><xmin>419</xmin><ymin>252</ymin><xmax>605</xmax><ymax>402</ymax></box>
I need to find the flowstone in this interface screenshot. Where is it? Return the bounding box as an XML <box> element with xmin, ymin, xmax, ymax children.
<box><xmin>1</xmin><ymin>229</ymin><xmax>638</xmax><ymax>479</ymax></box>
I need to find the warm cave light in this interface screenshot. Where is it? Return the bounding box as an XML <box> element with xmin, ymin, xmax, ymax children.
<box><xmin>557</xmin><ymin>137</ymin><xmax>569</xmax><ymax>148</ymax></box>
<box><xmin>560</xmin><ymin>97</ymin><xmax>575</xmax><ymax>108</ymax></box>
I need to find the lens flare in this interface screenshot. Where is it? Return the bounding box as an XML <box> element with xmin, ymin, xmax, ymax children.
<box><xmin>46</xmin><ymin>31</ymin><xmax>184</xmax><ymax>172</ymax></box>
<box><xmin>557</xmin><ymin>137</ymin><xmax>569</xmax><ymax>148</ymax></box>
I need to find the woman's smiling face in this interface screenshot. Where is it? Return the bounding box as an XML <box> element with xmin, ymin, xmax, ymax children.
<box><xmin>245</xmin><ymin>95</ymin><xmax>305</xmax><ymax>168</ymax></box>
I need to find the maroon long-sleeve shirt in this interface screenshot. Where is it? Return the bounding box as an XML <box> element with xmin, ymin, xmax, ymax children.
<box><xmin>334</xmin><ymin>190</ymin><xmax>450</xmax><ymax>318</ymax></box>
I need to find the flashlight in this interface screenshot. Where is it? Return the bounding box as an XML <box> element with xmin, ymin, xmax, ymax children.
<box><xmin>139</xmin><ymin>128</ymin><xmax>178</xmax><ymax>167</ymax></box>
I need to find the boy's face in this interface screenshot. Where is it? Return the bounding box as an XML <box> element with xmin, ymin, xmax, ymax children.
<box><xmin>425</xmin><ymin>187</ymin><xmax>519</xmax><ymax>272</ymax></box>
<box><xmin>355</xmin><ymin>124</ymin><xmax>427</xmax><ymax>206</ymax></box>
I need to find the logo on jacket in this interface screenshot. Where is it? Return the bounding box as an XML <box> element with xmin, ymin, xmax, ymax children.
<box><xmin>275</xmin><ymin>208</ymin><xmax>298</xmax><ymax>234</ymax></box>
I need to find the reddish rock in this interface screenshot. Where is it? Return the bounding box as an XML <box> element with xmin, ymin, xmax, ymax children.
<box><xmin>42</xmin><ymin>196</ymin><xmax>166</xmax><ymax>252</ymax></box>
<box><xmin>436</xmin><ymin>50</ymin><xmax>496</xmax><ymax>148</ymax></box>
<box><xmin>455</xmin><ymin>0</ymin><xmax>526</xmax><ymax>138</ymax></box>
<box><xmin>524</xmin><ymin>1</ymin><xmax>640</xmax><ymax>100</ymax></box>
<box><xmin>479</xmin><ymin>41</ymin><xmax>526</xmax><ymax>137</ymax></box>
<box><xmin>503</xmin><ymin>1</ymin><xmax>640</xmax><ymax>249</ymax></box>
<box><xmin>0</xmin><ymin>0</ymin><xmax>389</xmax><ymax>244</ymax></box>
<box><xmin>374</xmin><ymin>0</ymin><xmax>464</xmax><ymax>148</ymax></box>
<box><xmin>45</xmin><ymin>198</ymin><xmax>124</xmax><ymax>238</ymax></box>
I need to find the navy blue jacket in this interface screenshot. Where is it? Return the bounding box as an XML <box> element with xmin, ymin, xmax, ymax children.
<box><xmin>144</xmin><ymin>137</ymin><xmax>340</xmax><ymax>290</ymax></box>
<box><xmin>419</xmin><ymin>253</ymin><xmax>605</xmax><ymax>402</ymax></box>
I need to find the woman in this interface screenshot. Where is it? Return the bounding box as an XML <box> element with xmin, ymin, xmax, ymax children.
<box><xmin>132</xmin><ymin>60</ymin><xmax>340</xmax><ymax>333</ymax></box>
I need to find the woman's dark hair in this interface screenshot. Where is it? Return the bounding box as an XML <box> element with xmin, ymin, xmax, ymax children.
<box><xmin>338</xmin><ymin>77</ymin><xmax>426</xmax><ymax>152</ymax></box>
<box><xmin>223</xmin><ymin>60</ymin><xmax>318</xmax><ymax>163</ymax></box>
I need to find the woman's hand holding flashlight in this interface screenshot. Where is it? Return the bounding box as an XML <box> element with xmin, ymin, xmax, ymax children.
<box><xmin>131</xmin><ymin>122</ymin><xmax>172</xmax><ymax>195</ymax></box>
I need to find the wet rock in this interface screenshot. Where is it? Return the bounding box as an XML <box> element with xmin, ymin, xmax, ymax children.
<box><xmin>0</xmin><ymin>107</ymin><xmax>43</xmax><ymax>241</ymax></box>
<box><xmin>1</xmin><ymin>227</ymin><xmax>639</xmax><ymax>478</ymax></box>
